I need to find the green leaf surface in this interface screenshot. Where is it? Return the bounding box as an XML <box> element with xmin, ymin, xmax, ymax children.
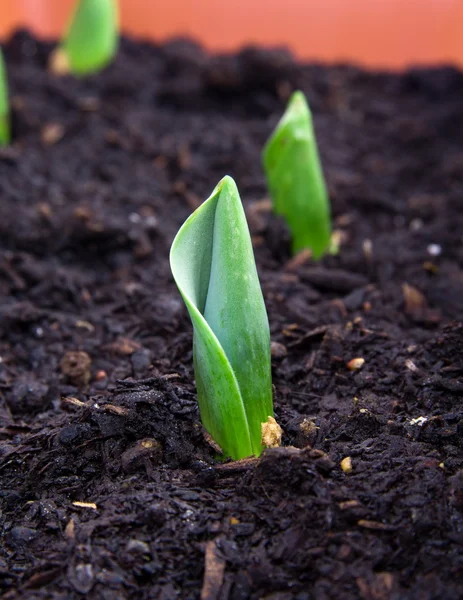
<box><xmin>0</xmin><ymin>48</ymin><xmax>10</xmax><ymax>146</ymax></box>
<box><xmin>62</xmin><ymin>0</ymin><xmax>119</xmax><ymax>75</ymax></box>
<box><xmin>170</xmin><ymin>176</ymin><xmax>273</xmax><ymax>460</ymax></box>
<box><xmin>263</xmin><ymin>90</ymin><xmax>331</xmax><ymax>258</ymax></box>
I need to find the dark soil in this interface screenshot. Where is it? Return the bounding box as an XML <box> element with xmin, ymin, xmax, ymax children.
<box><xmin>1</xmin><ymin>30</ymin><xmax>463</xmax><ymax>600</ymax></box>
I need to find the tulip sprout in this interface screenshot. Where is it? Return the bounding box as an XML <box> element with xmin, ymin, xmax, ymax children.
<box><xmin>170</xmin><ymin>176</ymin><xmax>273</xmax><ymax>460</ymax></box>
<box><xmin>0</xmin><ymin>48</ymin><xmax>10</xmax><ymax>146</ymax></box>
<box><xmin>263</xmin><ymin>90</ymin><xmax>331</xmax><ymax>258</ymax></box>
<box><xmin>52</xmin><ymin>0</ymin><xmax>119</xmax><ymax>76</ymax></box>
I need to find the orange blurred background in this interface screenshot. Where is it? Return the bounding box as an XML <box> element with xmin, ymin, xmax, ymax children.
<box><xmin>1</xmin><ymin>0</ymin><xmax>462</xmax><ymax>69</ymax></box>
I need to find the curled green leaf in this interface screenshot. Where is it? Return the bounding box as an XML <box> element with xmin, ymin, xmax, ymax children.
<box><xmin>0</xmin><ymin>48</ymin><xmax>10</xmax><ymax>146</ymax></box>
<box><xmin>60</xmin><ymin>0</ymin><xmax>119</xmax><ymax>75</ymax></box>
<box><xmin>263</xmin><ymin>90</ymin><xmax>331</xmax><ymax>258</ymax></box>
<box><xmin>170</xmin><ymin>176</ymin><xmax>273</xmax><ymax>460</ymax></box>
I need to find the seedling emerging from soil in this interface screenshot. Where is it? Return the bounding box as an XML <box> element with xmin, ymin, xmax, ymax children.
<box><xmin>0</xmin><ymin>48</ymin><xmax>10</xmax><ymax>145</ymax></box>
<box><xmin>263</xmin><ymin>90</ymin><xmax>331</xmax><ymax>258</ymax></box>
<box><xmin>170</xmin><ymin>176</ymin><xmax>273</xmax><ymax>460</ymax></box>
<box><xmin>53</xmin><ymin>0</ymin><xmax>119</xmax><ymax>75</ymax></box>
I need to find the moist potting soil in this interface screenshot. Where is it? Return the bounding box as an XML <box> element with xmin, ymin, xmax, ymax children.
<box><xmin>1</xmin><ymin>31</ymin><xmax>463</xmax><ymax>600</ymax></box>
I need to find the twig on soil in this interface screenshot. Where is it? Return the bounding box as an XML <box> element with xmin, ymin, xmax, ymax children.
<box><xmin>201</xmin><ymin>540</ymin><xmax>226</xmax><ymax>600</ymax></box>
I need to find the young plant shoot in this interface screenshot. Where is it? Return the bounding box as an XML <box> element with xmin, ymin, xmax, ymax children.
<box><xmin>54</xmin><ymin>0</ymin><xmax>119</xmax><ymax>76</ymax></box>
<box><xmin>170</xmin><ymin>176</ymin><xmax>273</xmax><ymax>460</ymax></box>
<box><xmin>263</xmin><ymin>90</ymin><xmax>331</xmax><ymax>258</ymax></box>
<box><xmin>0</xmin><ymin>48</ymin><xmax>10</xmax><ymax>146</ymax></box>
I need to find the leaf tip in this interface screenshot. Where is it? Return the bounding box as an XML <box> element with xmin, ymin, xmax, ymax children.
<box><xmin>216</xmin><ymin>174</ymin><xmax>237</xmax><ymax>196</ymax></box>
<box><xmin>287</xmin><ymin>90</ymin><xmax>311</xmax><ymax>121</ymax></box>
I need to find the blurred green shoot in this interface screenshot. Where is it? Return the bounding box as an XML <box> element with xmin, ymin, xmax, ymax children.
<box><xmin>263</xmin><ymin>91</ymin><xmax>331</xmax><ymax>258</ymax></box>
<box><xmin>170</xmin><ymin>176</ymin><xmax>277</xmax><ymax>460</ymax></box>
<box><xmin>0</xmin><ymin>48</ymin><xmax>10</xmax><ymax>146</ymax></box>
<box><xmin>52</xmin><ymin>0</ymin><xmax>119</xmax><ymax>76</ymax></box>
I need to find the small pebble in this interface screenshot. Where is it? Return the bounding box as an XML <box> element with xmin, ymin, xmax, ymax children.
<box><xmin>129</xmin><ymin>212</ymin><xmax>141</xmax><ymax>223</ymax></box>
<box><xmin>95</xmin><ymin>370</ymin><xmax>107</xmax><ymax>381</ymax></box>
<box><xmin>409</xmin><ymin>416</ymin><xmax>428</xmax><ymax>427</ymax></box>
<box><xmin>41</xmin><ymin>123</ymin><xmax>65</xmax><ymax>145</ymax></box>
<box><xmin>346</xmin><ymin>357</ymin><xmax>365</xmax><ymax>371</ymax></box>
<box><xmin>427</xmin><ymin>243</ymin><xmax>442</xmax><ymax>256</ymax></box>
<box><xmin>341</xmin><ymin>457</ymin><xmax>353</xmax><ymax>473</ymax></box>
<box><xmin>126</xmin><ymin>539</ymin><xmax>151</xmax><ymax>555</ymax></box>
<box><xmin>410</xmin><ymin>218</ymin><xmax>423</xmax><ymax>231</ymax></box>
<box><xmin>270</xmin><ymin>341</ymin><xmax>287</xmax><ymax>358</ymax></box>
<box><xmin>405</xmin><ymin>359</ymin><xmax>419</xmax><ymax>373</ymax></box>
<box><xmin>145</xmin><ymin>215</ymin><xmax>158</xmax><ymax>229</ymax></box>
<box><xmin>362</xmin><ymin>239</ymin><xmax>373</xmax><ymax>261</ymax></box>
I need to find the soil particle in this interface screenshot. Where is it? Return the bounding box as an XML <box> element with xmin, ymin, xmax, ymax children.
<box><xmin>121</xmin><ymin>438</ymin><xmax>163</xmax><ymax>474</ymax></box>
<box><xmin>60</xmin><ymin>350</ymin><xmax>92</xmax><ymax>386</ymax></box>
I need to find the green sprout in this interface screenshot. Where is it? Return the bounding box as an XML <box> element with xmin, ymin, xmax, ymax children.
<box><xmin>170</xmin><ymin>176</ymin><xmax>274</xmax><ymax>460</ymax></box>
<box><xmin>263</xmin><ymin>90</ymin><xmax>331</xmax><ymax>258</ymax></box>
<box><xmin>57</xmin><ymin>0</ymin><xmax>119</xmax><ymax>76</ymax></box>
<box><xmin>0</xmin><ymin>48</ymin><xmax>10</xmax><ymax>146</ymax></box>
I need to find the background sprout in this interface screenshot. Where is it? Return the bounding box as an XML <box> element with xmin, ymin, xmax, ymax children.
<box><xmin>55</xmin><ymin>0</ymin><xmax>119</xmax><ymax>76</ymax></box>
<box><xmin>0</xmin><ymin>48</ymin><xmax>10</xmax><ymax>146</ymax></box>
<box><xmin>263</xmin><ymin>90</ymin><xmax>331</xmax><ymax>258</ymax></box>
<box><xmin>170</xmin><ymin>176</ymin><xmax>273</xmax><ymax>460</ymax></box>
